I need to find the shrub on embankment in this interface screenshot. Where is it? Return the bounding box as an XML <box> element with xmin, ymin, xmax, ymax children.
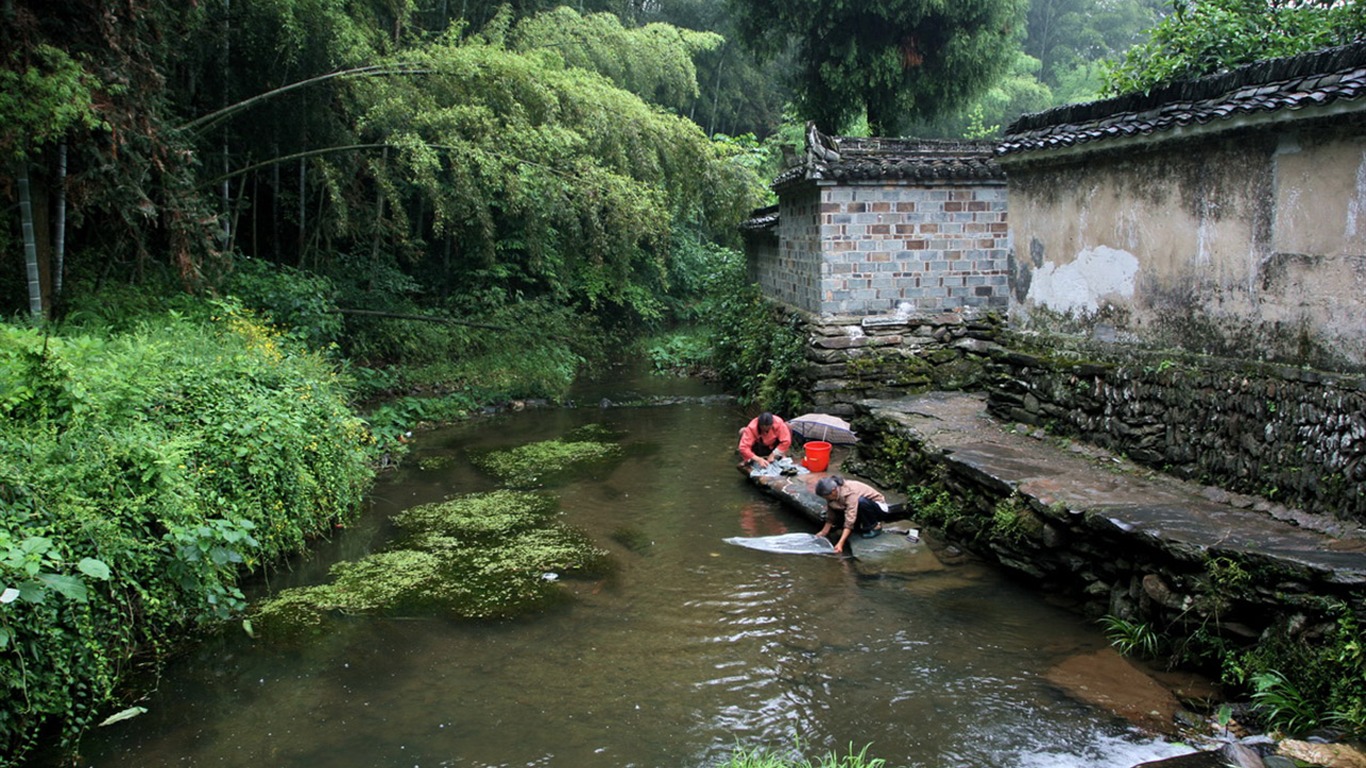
<box><xmin>0</xmin><ymin>305</ymin><xmax>377</xmax><ymax>765</ymax></box>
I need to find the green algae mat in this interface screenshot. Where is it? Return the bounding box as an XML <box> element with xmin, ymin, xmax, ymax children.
<box><xmin>251</xmin><ymin>490</ymin><xmax>611</xmax><ymax>640</ymax></box>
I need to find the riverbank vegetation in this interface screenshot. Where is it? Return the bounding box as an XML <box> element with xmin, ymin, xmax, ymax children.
<box><xmin>719</xmin><ymin>743</ymin><xmax>887</xmax><ymax>768</ymax></box>
<box><xmin>6</xmin><ymin>0</ymin><xmax>1363</xmax><ymax>763</ymax></box>
<box><xmin>0</xmin><ymin>305</ymin><xmax>377</xmax><ymax>761</ymax></box>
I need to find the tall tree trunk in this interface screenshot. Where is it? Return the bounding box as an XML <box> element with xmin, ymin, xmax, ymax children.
<box><xmin>297</xmin><ymin>156</ymin><xmax>307</xmax><ymax>263</ymax></box>
<box><xmin>17</xmin><ymin>161</ymin><xmax>44</xmax><ymax>319</ymax></box>
<box><xmin>707</xmin><ymin>46</ymin><xmax>726</xmax><ymax>137</ymax></box>
<box><xmin>54</xmin><ymin>143</ymin><xmax>67</xmax><ymax>300</ymax></box>
<box><xmin>220</xmin><ymin>0</ymin><xmax>232</xmax><ymax>251</ymax></box>
<box><xmin>272</xmin><ymin>141</ymin><xmax>281</xmax><ymax>260</ymax></box>
<box><xmin>371</xmin><ymin>147</ymin><xmax>388</xmax><ymax>262</ymax></box>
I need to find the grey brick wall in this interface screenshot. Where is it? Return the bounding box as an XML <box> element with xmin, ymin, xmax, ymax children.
<box><xmin>809</xmin><ymin>182</ymin><xmax>1010</xmax><ymax>316</ymax></box>
<box><xmin>758</xmin><ymin>187</ymin><xmax>823</xmax><ymax>313</ymax></box>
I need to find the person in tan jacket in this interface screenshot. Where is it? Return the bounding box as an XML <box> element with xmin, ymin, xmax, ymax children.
<box><xmin>814</xmin><ymin>475</ymin><xmax>891</xmax><ymax>554</ymax></box>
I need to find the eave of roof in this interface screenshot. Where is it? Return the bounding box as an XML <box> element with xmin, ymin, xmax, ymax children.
<box><xmin>998</xmin><ymin>40</ymin><xmax>1366</xmax><ymax>159</ymax></box>
<box><xmin>774</xmin><ymin>134</ymin><xmax>1005</xmax><ymax>192</ymax></box>
<box><xmin>740</xmin><ymin>204</ymin><xmax>779</xmax><ymax>232</ymax></box>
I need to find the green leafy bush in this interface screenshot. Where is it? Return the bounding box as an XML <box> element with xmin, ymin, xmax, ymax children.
<box><xmin>697</xmin><ymin>247</ymin><xmax>808</xmax><ymax>413</ymax></box>
<box><xmin>641</xmin><ymin>327</ymin><xmax>712</xmax><ymax>376</ymax></box>
<box><xmin>219</xmin><ymin>257</ymin><xmax>344</xmax><ymax>349</ymax></box>
<box><xmin>0</xmin><ymin>306</ymin><xmax>376</xmax><ymax>764</ymax></box>
<box><xmin>1227</xmin><ymin>610</ymin><xmax>1366</xmax><ymax>737</ymax></box>
<box><xmin>1101</xmin><ymin>0</ymin><xmax>1366</xmax><ymax>96</ymax></box>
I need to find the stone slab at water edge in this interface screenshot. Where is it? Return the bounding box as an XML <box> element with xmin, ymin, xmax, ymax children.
<box><xmin>852</xmin><ymin>392</ymin><xmax>1366</xmax><ymax>692</ymax></box>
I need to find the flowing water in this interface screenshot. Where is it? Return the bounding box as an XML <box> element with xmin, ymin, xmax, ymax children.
<box><xmin>68</xmin><ymin>367</ymin><xmax>1192</xmax><ymax>768</ymax></box>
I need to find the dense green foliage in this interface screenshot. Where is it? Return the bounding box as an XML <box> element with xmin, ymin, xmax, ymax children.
<box><xmin>1027</xmin><ymin>0</ymin><xmax>1163</xmax><ymax>98</ymax></box>
<box><xmin>343</xmin><ymin>15</ymin><xmax>759</xmax><ymax>328</ymax></box>
<box><xmin>640</xmin><ymin>0</ymin><xmax>795</xmax><ymax>137</ymax></box>
<box><xmin>1102</xmin><ymin>0</ymin><xmax>1366</xmax><ymax>95</ymax></box>
<box><xmin>8</xmin><ymin>0</ymin><xmax>1363</xmax><ymax>761</ymax></box>
<box><xmin>693</xmin><ymin>246</ymin><xmax>808</xmax><ymax>413</ymax></box>
<box><xmin>1228</xmin><ymin>610</ymin><xmax>1366</xmax><ymax>737</ymax></box>
<box><xmin>0</xmin><ymin>309</ymin><xmax>375</xmax><ymax>764</ymax></box>
<box><xmin>724</xmin><ymin>0</ymin><xmax>1029</xmax><ymax>135</ymax></box>
<box><xmin>1</xmin><ymin>1</ymin><xmax>765</xmax><ymax>342</ymax></box>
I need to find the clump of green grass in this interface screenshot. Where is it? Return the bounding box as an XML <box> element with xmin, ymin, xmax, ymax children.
<box><xmin>1098</xmin><ymin>614</ymin><xmax>1164</xmax><ymax>659</ymax></box>
<box><xmin>717</xmin><ymin>743</ymin><xmax>888</xmax><ymax>768</ymax></box>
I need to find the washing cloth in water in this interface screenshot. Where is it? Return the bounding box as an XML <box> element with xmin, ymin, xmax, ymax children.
<box><xmin>748</xmin><ymin>456</ymin><xmax>808</xmax><ymax>479</ymax></box>
<box><xmin>723</xmin><ymin>533</ymin><xmax>835</xmax><ymax>555</ymax></box>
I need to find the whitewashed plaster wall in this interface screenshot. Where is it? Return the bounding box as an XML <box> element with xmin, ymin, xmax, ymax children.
<box><xmin>1001</xmin><ymin>122</ymin><xmax>1366</xmax><ymax>371</ymax></box>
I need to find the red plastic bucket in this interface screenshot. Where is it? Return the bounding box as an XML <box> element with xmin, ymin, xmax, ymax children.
<box><xmin>802</xmin><ymin>441</ymin><xmax>832</xmax><ymax>472</ymax></box>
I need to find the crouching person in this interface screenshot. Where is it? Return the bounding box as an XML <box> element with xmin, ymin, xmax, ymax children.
<box><xmin>736</xmin><ymin>411</ymin><xmax>792</xmax><ymax>472</ymax></box>
<box><xmin>814</xmin><ymin>475</ymin><xmax>892</xmax><ymax>555</ymax></box>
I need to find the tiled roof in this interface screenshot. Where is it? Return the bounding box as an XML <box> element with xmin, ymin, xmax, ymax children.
<box><xmin>999</xmin><ymin>40</ymin><xmax>1366</xmax><ymax>157</ymax></box>
<box><xmin>740</xmin><ymin>204</ymin><xmax>779</xmax><ymax>232</ymax></box>
<box><xmin>774</xmin><ymin>127</ymin><xmax>1004</xmax><ymax>190</ymax></box>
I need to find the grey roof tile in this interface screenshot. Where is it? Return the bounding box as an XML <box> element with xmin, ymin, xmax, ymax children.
<box><xmin>999</xmin><ymin>41</ymin><xmax>1366</xmax><ymax>156</ymax></box>
<box><xmin>775</xmin><ymin>130</ymin><xmax>1004</xmax><ymax>190</ymax></box>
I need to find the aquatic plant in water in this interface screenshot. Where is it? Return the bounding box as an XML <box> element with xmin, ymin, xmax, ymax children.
<box><xmin>250</xmin><ymin>491</ymin><xmax>612</xmax><ymax>637</ymax></box>
<box><xmin>565</xmin><ymin>423</ymin><xmax>624</xmax><ymax>442</ymax></box>
<box><xmin>392</xmin><ymin>489</ymin><xmax>559</xmax><ymax>541</ymax></box>
<box><xmin>470</xmin><ymin>438</ymin><xmax>622</xmax><ymax>487</ymax></box>
<box><xmin>416</xmin><ymin>455</ymin><xmax>456</xmax><ymax>470</ymax></box>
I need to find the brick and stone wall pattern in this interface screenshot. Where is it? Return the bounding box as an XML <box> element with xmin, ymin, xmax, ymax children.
<box><xmin>817</xmin><ymin>183</ymin><xmax>1009</xmax><ymax>317</ymax></box>
<box><xmin>758</xmin><ymin>188</ymin><xmax>823</xmax><ymax>313</ymax></box>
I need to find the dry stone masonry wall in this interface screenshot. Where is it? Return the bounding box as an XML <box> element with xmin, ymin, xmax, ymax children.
<box><xmin>986</xmin><ymin>337</ymin><xmax>1366</xmax><ymax>525</ymax></box>
<box><xmin>794</xmin><ymin>308</ymin><xmax>1004</xmax><ymax>416</ymax></box>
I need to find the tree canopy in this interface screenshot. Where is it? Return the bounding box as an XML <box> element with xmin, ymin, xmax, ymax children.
<box><xmin>0</xmin><ymin>1</ymin><xmax>763</xmax><ymax>329</ymax></box>
<box><xmin>724</xmin><ymin>0</ymin><xmax>1029</xmax><ymax>135</ymax></box>
<box><xmin>1102</xmin><ymin>0</ymin><xmax>1366</xmax><ymax>95</ymax></box>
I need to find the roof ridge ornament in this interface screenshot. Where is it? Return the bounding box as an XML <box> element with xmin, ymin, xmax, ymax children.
<box><xmin>805</xmin><ymin>121</ymin><xmax>842</xmax><ymax>163</ymax></box>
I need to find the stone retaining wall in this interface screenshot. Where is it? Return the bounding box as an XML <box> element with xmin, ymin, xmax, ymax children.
<box><xmin>985</xmin><ymin>335</ymin><xmax>1366</xmax><ymax>525</ymax></box>
<box><xmin>792</xmin><ymin>307</ymin><xmax>1004</xmax><ymax>416</ymax></box>
<box><xmin>850</xmin><ymin>399</ymin><xmax>1366</xmax><ymax>685</ymax></box>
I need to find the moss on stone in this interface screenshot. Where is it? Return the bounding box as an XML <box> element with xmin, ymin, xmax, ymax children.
<box><xmin>248</xmin><ymin>584</ymin><xmax>339</xmax><ymax>643</ymax></box>
<box><xmin>416</xmin><ymin>455</ymin><xmax>456</xmax><ymax>470</ymax></box>
<box><xmin>565</xmin><ymin>423</ymin><xmax>624</xmax><ymax>442</ymax></box>
<box><xmin>326</xmin><ymin>549</ymin><xmax>448</xmax><ymax>613</ymax></box>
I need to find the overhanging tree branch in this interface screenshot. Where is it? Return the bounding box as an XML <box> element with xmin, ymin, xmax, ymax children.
<box><xmin>200</xmin><ymin>142</ymin><xmax>576</xmax><ymax>188</ymax></box>
<box><xmin>332</xmin><ymin>308</ymin><xmax>578</xmax><ymax>341</ymax></box>
<box><xmin>178</xmin><ymin>64</ymin><xmax>431</xmax><ymax>135</ymax></box>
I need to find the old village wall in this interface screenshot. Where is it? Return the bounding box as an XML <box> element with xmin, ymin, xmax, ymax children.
<box><xmin>989</xmin><ymin>43</ymin><xmax>1366</xmax><ymax>526</ymax></box>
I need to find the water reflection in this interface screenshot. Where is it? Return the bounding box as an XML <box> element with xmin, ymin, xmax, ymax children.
<box><xmin>67</xmin><ymin>372</ymin><xmax>1190</xmax><ymax>768</ymax></box>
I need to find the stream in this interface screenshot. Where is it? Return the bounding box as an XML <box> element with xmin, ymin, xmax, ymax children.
<box><xmin>67</xmin><ymin>366</ymin><xmax>1193</xmax><ymax>768</ymax></box>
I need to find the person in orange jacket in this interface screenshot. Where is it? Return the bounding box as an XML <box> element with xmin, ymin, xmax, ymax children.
<box><xmin>737</xmin><ymin>411</ymin><xmax>792</xmax><ymax>471</ymax></box>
